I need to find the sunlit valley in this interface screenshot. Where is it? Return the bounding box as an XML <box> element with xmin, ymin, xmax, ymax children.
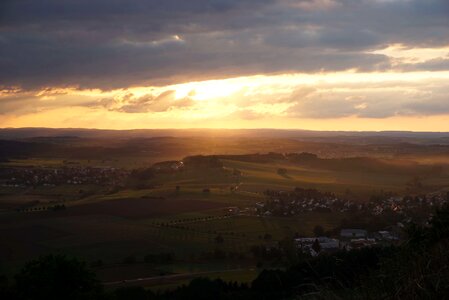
<box><xmin>1</xmin><ymin>0</ymin><xmax>449</xmax><ymax>299</ymax></box>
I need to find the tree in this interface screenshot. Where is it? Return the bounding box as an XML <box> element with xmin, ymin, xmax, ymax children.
<box><xmin>313</xmin><ymin>225</ymin><xmax>325</xmax><ymax>237</ymax></box>
<box><xmin>127</xmin><ymin>168</ymin><xmax>155</xmax><ymax>189</ymax></box>
<box><xmin>215</xmin><ymin>234</ymin><xmax>224</xmax><ymax>244</ymax></box>
<box><xmin>123</xmin><ymin>255</ymin><xmax>137</xmax><ymax>264</ymax></box>
<box><xmin>277</xmin><ymin>168</ymin><xmax>288</xmax><ymax>176</ymax></box>
<box><xmin>263</xmin><ymin>233</ymin><xmax>272</xmax><ymax>240</ymax></box>
<box><xmin>114</xmin><ymin>286</ymin><xmax>156</xmax><ymax>300</ymax></box>
<box><xmin>406</xmin><ymin>176</ymin><xmax>423</xmax><ymax>191</ymax></box>
<box><xmin>312</xmin><ymin>239</ymin><xmax>321</xmax><ymax>254</ymax></box>
<box><xmin>144</xmin><ymin>253</ymin><xmax>174</xmax><ymax>264</ymax></box>
<box><xmin>14</xmin><ymin>254</ymin><xmax>102</xmax><ymax>300</ymax></box>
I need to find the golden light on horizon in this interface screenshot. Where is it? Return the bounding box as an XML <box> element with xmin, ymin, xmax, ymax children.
<box><xmin>3</xmin><ymin>66</ymin><xmax>449</xmax><ymax>131</ymax></box>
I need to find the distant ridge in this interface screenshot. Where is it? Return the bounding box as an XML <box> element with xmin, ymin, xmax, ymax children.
<box><xmin>1</xmin><ymin>127</ymin><xmax>449</xmax><ymax>140</ymax></box>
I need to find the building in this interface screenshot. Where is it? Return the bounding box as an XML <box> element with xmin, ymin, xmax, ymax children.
<box><xmin>376</xmin><ymin>230</ymin><xmax>399</xmax><ymax>241</ymax></box>
<box><xmin>340</xmin><ymin>229</ymin><xmax>368</xmax><ymax>239</ymax></box>
<box><xmin>225</xmin><ymin>206</ymin><xmax>240</xmax><ymax>215</ymax></box>
<box><xmin>348</xmin><ymin>238</ymin><xmax>377</xmax><ymax>249</ymax></box>
<box><xmin>152</xmin><ymin>161</ymin><xmax>184</xmax><ymax>172</ymax></box>
<box><xmin>295</xmin><ymin>237</ymin><xmax>340</xmax><ymax>256</ymax></box>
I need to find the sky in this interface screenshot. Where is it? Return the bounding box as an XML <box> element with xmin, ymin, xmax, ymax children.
<box><xmin>1</xmin><ymin>0</ymin><xmax>449</xmax><ymax>131</ymax></box>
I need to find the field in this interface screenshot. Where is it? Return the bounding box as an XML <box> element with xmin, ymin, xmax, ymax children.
<box><xmin>1</xmin><ymin>134</ymin><xmax>449</xmax><ymax>290</ymax></box>
<box><xmin>0</xmin><ymin>179</ymin><xmax>348</xmax><ymax>288</ymax></box>
<box><xmin>221</xmin><ymin>158</ymin><xmax>449</xmax><ymax>197</ymax></box>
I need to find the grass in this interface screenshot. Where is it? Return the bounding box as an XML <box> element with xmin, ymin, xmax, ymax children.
<box><xmin>221</xmin><ymin>159</ymin><xmax>444</xmax><ymax>197</ymax></box>
<box><xmin>0</xmin><ymin>208</ymin><xmax>347</xmax><ymax>273</ymax></box>
<box><xmin>185</xmin><ymin>213</ymin><xmax>346</xmax><ymax>241</ymax></box>
<box><xmin>2</xmin><ymin>154</ymin><xmax>449</xmax><ymax>288</ymax></box>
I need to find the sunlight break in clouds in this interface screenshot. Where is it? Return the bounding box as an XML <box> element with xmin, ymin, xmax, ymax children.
<box><xmin>2</xmin><ymin>69</ymin><xmax>449</xmax><ymax>131</ymax></box>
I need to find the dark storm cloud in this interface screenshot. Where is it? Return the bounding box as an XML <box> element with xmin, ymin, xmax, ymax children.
<box><xmin>0</xmin><ymin>0</ymin><xmax>448</xmax><ymax>90</ymax></box>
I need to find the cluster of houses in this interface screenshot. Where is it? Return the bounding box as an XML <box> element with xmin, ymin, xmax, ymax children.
<box><xmin>257</xmin><ymin>188</ymin><xmax>449</xmax><ymax>217</ymax></box>
<box><xmin>295</xmin><ymin>228</ymin><xmax>399</xmax><ymax>256</ymax></box>
<box><xmin>366</xmin><ymin>193</ymin><xmax>449</xmax><ymax>217</ymax></box>
<box><xmin>150</xmin><ymin>156</ymin><xmax>224</xmax><ymax>174</ymax></box>
<box><xmin>258</xmin><ymin>188</ymin><xmax>343</xmax><ymax>216</ymax></box>
<box><xmin>0</xmin><ymin>166</ymin><xmax>130</xmax><ymax>187</ymax></box>
<box><xmin>151</xmin><ymin>161</ymin><xmax>185</xmax><ymax>173</ymax></box>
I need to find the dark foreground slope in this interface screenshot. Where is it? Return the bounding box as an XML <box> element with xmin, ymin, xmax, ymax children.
<box><xmin>1</xmin><ymin>205</ymin><xmax>448</xmax><ymax>300</ymax></box>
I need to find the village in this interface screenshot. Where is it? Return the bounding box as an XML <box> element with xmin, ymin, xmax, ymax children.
<box><xmin>257</xmin><ymin>188</ymin><xmax>449</xmax><ymax>218</ymax></box>
<box><xmin>0</xmin><ymin>166</ymin><xmax>130</xmax><ymax>187</ymax></box>
<box><xmin>253</xmin><ymin>187</ymin><xmax>449</xmax><ymax>256</ymax></box>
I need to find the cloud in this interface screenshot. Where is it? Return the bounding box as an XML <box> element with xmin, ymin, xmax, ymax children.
<box><xmin>229</xmin><ymin>109</ymin><xmax>268</xmax><ymax>120</ymax></box>
<box><xmin>1</xmin><ymin>0</ymin><xmax>449</xmax><ymax>91</ymax></box>
<box><xmin>402</xmin><ymin>57</ymin><xmax>449</xmax><ymax>72</ymax></box>
<box><xmin>286</xmin><ymin>79</ymin><xmax>449</xmax><ymax>118</ymax></box>
<box><xmin>1</xmin><ymin>0</ymin><xmax>449</xmax><ymax>124</ymax></box>
<box><xmin>96</xmin><ymin>90</ymin><xmax>196</xmax><ymax>113</ymax></box>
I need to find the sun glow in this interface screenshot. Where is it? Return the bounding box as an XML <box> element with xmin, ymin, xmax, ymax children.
<box><xmin>172</xmin><ymin>79</ymin><xmax>245</xmax><ymax>100</ymax></box>
<box><xmin>21</xmin><ymin>69</ymin><xmax>449</xmax><ymax>105</ymax></box>
<box><xmin>3</xmin><ymin>70</ymin><xmax>449</xmax><ymax>131</ymax></box>
<box><xmin>143</xmin><ymin>69</ymin><xmax>449</xmax><ymax>103</ymax></box>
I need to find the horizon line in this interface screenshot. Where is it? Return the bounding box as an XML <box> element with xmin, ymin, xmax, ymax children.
<box><xmin>2</xmin><ymin>126</ymin><xmax>449</xmax><ymax>134</ymax></box>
